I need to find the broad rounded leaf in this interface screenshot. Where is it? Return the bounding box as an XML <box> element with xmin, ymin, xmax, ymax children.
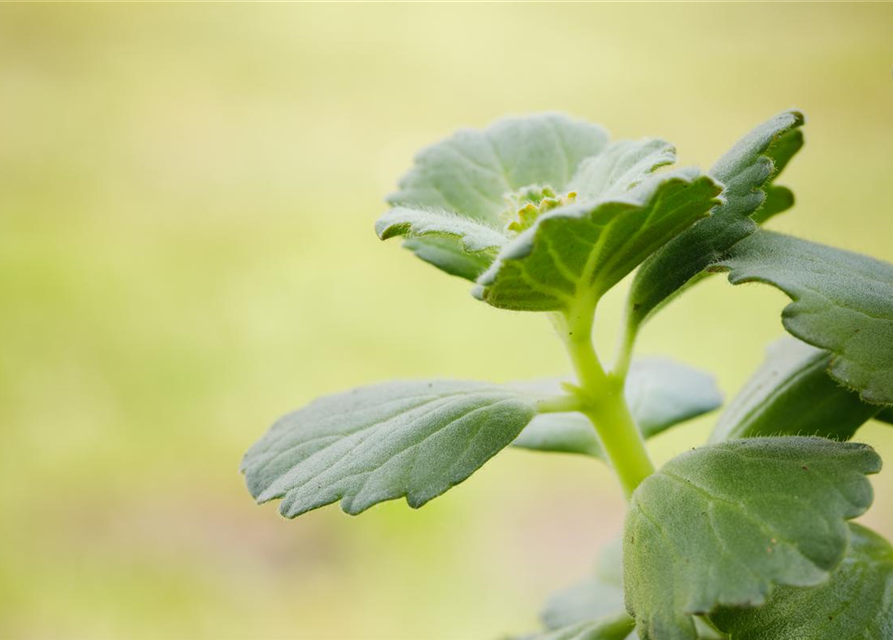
<box><xmin>241</xmin><ymin>381</ymin><xmax>537</xmax><ymax>517</ymax></box>
<box><xmin>387</xmin><ymin>113</ymin><xmax>609</xmax><ymax>224</ymax></box>
<box><xmin>514</xmin><ymin>358</ymin><xmax>722</xmax><ymax>458</ymax></box>
<box><xmin>379</xmin><ymin>113</ymin><xmax>609</xmax><ymax>281</ymax></box>
<box><xmin>626</xmin><ymin>110</ymin><xmax>804</xmax><ymax>331</ymax></box>
<box><xmin>711</xmin><ymin>524</ymin><xmax>893</xmax><ymax>639</ymax></box>
<box><xmin>475</xmin><ymin>170</ymin><xmax>722</xmax><ymax>311</ymax></box>
<box><xmin>624</xmin><ymin>437</ymin><xmax>881</xmax><ymax>640</ymax></box>
<box><xmin>712</xmin><ymin>230</ymin><xmax>893</xmax><ymax>405</ymax></box>
<box><xmin>711</xmin><ymin>337</ymin><xmax>882</xmax><ymax>442</ymax></box>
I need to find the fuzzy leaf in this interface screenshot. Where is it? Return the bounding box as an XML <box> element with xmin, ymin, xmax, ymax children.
<box><xmin>241</xmin><ymin>381</ymin><xmax>537</xmax><ymax>517</ymax></box>
<box><xmin>375</xmin><ymin>208</ymin><xmax>505</xmax><ymax>282</ymax></box>
<box><xmin>387</xmin><ymin>113</ymin><xmax>609</xmax><ymax>224</ymax></box>
<box><xmin>624</xmin><ymin>437</ymin><xmax>881</xmax><ymax>640</ymax></box>
<box><xmin>401</xmin><ymin>236</ymin><xmax>494</xmax><ymax>281</ymax></box>
<box><xmin>475</xmin><ymin>170</ymin><xmax>722</xmax><ymax>311</ymax></box>
<box><xmin>379</xmin><ymin>113</ymin><xmax>609</xmax><ymax>280</ymax></box>
<box><xmin>711</xmin><ymin>524</ymin><xmax>893</xmax><ymax>639</ymax></box>
<box><xmin>514</xmin><ymin>358</ymin><xmax>722</xmax><ymax>458</ymax></box>
<box><xmin>711</xmin><ymin>337</ymin><xmax>882</xmax><ymax>442</ymax></box>
<box><xmin>626</xmin><ymin>111</ymin><xmax>804</xmax><ymax>330</ymax></box>
<box><xmin>567</xmin><ymin>138</ymin><xmax>676</xmax><ymax>200</ymax></box>
<box><xmin>712</xmin><ymin>230</ymin><xmax>893</xmax><ymax>405</ymax></box>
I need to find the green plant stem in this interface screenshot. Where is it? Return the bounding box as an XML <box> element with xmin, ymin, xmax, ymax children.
<box><xmin>558</xmin><ymin>298</ymin><xmax>655</xmax><ymax>499</ymax></box>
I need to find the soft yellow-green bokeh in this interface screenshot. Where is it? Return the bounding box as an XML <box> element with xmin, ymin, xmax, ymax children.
<box><xmin>1</xmin><ymin>4</ymin><xmax>892</xmax><ymax>639</ymax></box>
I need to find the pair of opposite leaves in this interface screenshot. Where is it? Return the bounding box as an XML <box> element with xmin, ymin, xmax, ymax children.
<box><xmin>242</xmin><ymin>112</ymin><xmax>893</xmax><ymax>640</ymax></box>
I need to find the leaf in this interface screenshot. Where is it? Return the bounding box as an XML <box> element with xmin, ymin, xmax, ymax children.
<box><xmin>527</xmin><ymin>615</ymin><xmax>636</xmax><ymax>640</ymax></box>
<box><xmin>402</xmin><ymin>236</ymin><xmax>495</xmax><ymax>281</ymax></box>
<box><xmin>375</xmin><ymin>207</ymin><xmax>505</xmax><ymax>282</ymax></box>
<box><xmin>474</xmin><ymin>169</ymin><xmax>722</xmax><ymax>312</ymax></box>
<box><xmin>567</xmin><ymin>138</ymin><xmax>676</xmax><ymax>200</ymax></box>
<box><xmin>626</xmin><ymin>111</ymin><xmax>804</xmax><ymax>331</ymax></box>
<box><xmin>387</xmin><ymin>113</ymin><xmax>609</xmax><ymax>224</ymax></box>
<box><xmin>877</xmin><ymin>407</ymin><xmax>893</xmax><ymax>425</ymax></box>
<box><xmin>710</xmin><ymin>337</ymin><xmax>882</xmax><ymax>442</ymax></box>
<box><xmin>514</xmin><ymin>358</ymin><xmax>722</xmax><ymax>458</ymax></box>
<box><xmin>711</xmin><ymin>524</ymin><xmax>893</xmax><ymax>639</ymax></box>
<box><xmin>376</xmin><ymin>207</ymin><xmax>507</xmax><ymax>252</ymax></box>
<box><xmin>379</xmin><ymin>113</ymin><xmax>609</xmax><ymax>280</ymax></box>
<box><xmin>241</xmin><ymin>380</ymin><xmax>538</xmax><ymax>517</ymax></box>
<box><xmin>624</xmin><ymin>436</ymin><xmax>881</xmax><ymax>640</ymax></box>
<box><xmin>711</xmin><ymin>230</ymin><xmax>893</xmax><ymax>405</ymax></box>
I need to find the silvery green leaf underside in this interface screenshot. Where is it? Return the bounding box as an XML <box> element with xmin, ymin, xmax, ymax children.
<box><xmin>624</xmin><ymin>437</ymin><xmax>880</xmax><ymax>640</ymax></box>
<box><xmin>241</xmin><ymin>380</ymin><xmax>538</xmax><ymax>517</ymax></box>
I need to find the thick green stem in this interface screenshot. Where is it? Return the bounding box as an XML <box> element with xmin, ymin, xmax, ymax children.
<box><xmin>558</xmin><ymin>297</ymin><xmax>655</xmax><ymax>499</ymax></box>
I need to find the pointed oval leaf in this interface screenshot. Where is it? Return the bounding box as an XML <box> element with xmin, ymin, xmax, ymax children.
<box><xmin>712</xmin><ymin>230</ymin><xmax>893</xmax><ymax>405</ymax></box>
<box><xmin>711</xmin><ymin>337</ymin><xmax>882</xmax><ymax>442</ymax></box>
<box><xmin>624</xmin><ymin>437</ymin><xmax>881</xmax><ymax>640</ymax></box>
<box><xmin>475</xmin><ymin>170</ymin><xmax>722</xmax><ymax>311</ymax></box>
<box><xmin>626</xmin><ymin>111</ymin><xmax>804</xmax><ymax>331</ymax></box>
<box><xmin>514</xmin><ymin>357</ymin><xmax>722</xmax><ymax>458</ymax></box>
<box><xmin>711</xmin><ymin>524</ymin><xmax>893</xmax><ymax>639</ymax></box>
<box><xmin>241</xmin><ymin>381</ymin><xmax>537</xmax><ymax>517</ymax></box>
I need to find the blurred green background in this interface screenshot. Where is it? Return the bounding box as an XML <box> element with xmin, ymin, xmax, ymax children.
<box><xmin>1</xmin><ymin>3</ymin><xmax>892</xmax><ymax>639</ymax></box>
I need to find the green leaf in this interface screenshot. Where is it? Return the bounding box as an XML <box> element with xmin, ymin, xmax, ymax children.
<box><xmin>402</xmin><ymin>236</ymin><xmax>495</xmax><ymax>281</ymax></box>
<box><xmin>566</xmin><ymin>138</ymin><xmax>676</xmax><ymax>200</ymax></box>
<box><xmin>474</xmin><ymin>169</ymin><xmax>722</xmax><ymax>311</ymax></box>
<box><xmin>377</xmin><ymin>207</ymin><xmax>506</xmax><ymax>251</ymax></box>
<box><xmin>710</xmin><ymin>337</ymin><xmax>882</xmax><ymax>442</ymax></box>
<box><xmin>379</xmin><ymin>113</ymin><xmax>609</xmax><ymax>280</ymax></box>
<box><xmin>377</xmin><ymin>114</ymin><xmax>721</xmax><ymax>300</ymax></box>
<box><xmin>626</xmin><ymin>110</ymin><xmax>804</xmax><ymax>331</ymax></box>
<box><xmin>375</xmin><ymin>208</ymin><xmax>504</xmax><ymax>282</ymax></box>
<box><xmin>387</xmin><ymin>113</ymin><xmax>609</xmax><ymax>224</ymax></box>
<box><xmin>711</xmin><ymin>524</ymin><xmax>893</xmax><ymax>639</ymax></box>
<box><xmin>514</xmin><ymin>358</ymin><xmax>722</xmax><ymax>458</ymax></box>
<box><xmin>624</xmin><ymin>436</ymin><xmax>881</xmax><ymax>640</ymax></box>
<box><xmin>877</xmin><ymin>407</ymin><xmax>893</xmax><ymax>425</ymax></box>
<box><xmin>711</xmin><ymin>230</ymin><xmax>893</xmax><ymax>405</ymax></box>
<box><xmin>751</xmin><ymin>124</ymin><xmax>804</xmax><ymax>225</ymax></box>
<box><xmin>241</xmin><ymin>380</ymin><xmax>538</xmax><ymax>517</ymax></box>
<box><xmin>527</xmin><ymin>615</ymin><xmax>636</xmax><ymax>640</ymax></box>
